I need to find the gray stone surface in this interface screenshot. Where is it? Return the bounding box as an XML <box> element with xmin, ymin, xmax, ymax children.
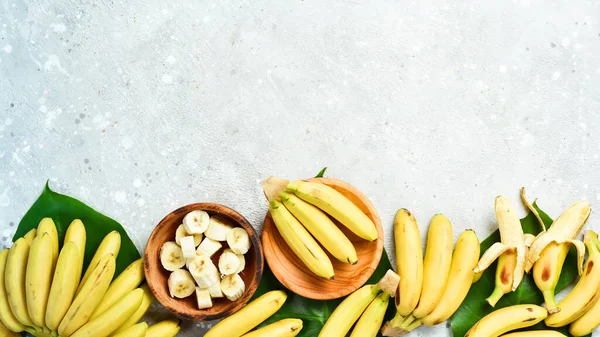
<box><xmin>2</xmin><ymin>0</ymin><xmax>600</xmax><ymax>335</ymax></box>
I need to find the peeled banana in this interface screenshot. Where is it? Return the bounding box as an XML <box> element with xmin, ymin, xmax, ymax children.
<box><xmin>532</xmin><ymin>241</ymin><xmax>571</xmax><ymax>314</ymax></box>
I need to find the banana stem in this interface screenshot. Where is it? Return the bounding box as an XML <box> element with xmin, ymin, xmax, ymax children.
<box><xmin>542</xmin><ymin>290</ymin><xmax>558</xmax><ymax>314</ymax></box>
<box><xmin>399</xmin><ymin>315</ymin><xmax>416</xmax><ymax>329</ymax></box>
<box><xmin>486</xmin><ymin>286</ymin><xmax>505</xmax><ymax>307</ymax></box>
<box><xmin>406</xmin><ymin>319</ymin><xmax>422</xmax><ymax>332</ymax></box>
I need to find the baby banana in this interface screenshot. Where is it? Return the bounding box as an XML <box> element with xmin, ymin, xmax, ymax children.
<box><xmin>23</xmin><ymin>228</ymin><xmax>37</xmax><ymax>243</ymax></box>
<box><xmin>112</xmin><ymin>322</ymin><xmax>148</xmax><ymax>337</ymax></box>
<box><xmin>112</xmin><ymin>283</ymin><xmax>154</xmax><ymax>333</ymax></box>
<box><xmin>502</xmin><ymin>332</ymin><xmax>567</xmax><ymax>337</ymax></box>
<box><xmin>45</xmin><ymin>242</ymin><xmax>81</xmax><ymax>332</ymax></box>
<box><xmin>146</xmin><ymin>319</ymin><xmax>181</xmax><ymax>337</ymax></box>
<box><xmin>205</xmin><ymin>290</ymin><xmax>287</xmax><ymax>337</ymax></box>
<box><xmin>0</xmin><ymin>249</ymin><xmax>26</xmax><ymax>333</ymax></box>
<box><xmin>5</xmin><ymin>238</ymin><xmax>35</xmax><ymax>327</ymax></box>
<box><xmin>569</xmin><ymin>277</ymin><xmax>600</xmax><ymax>336</ymax></box>
<box><xmin>76</xmin><ymin>231</ymin><xmax>120</xmax><ymax>295</ymax></box>
<box><xmin>36</xmin><ymin>218</ymin><xmax>59</xmax><ymax>263</ymax></box>
<box><xmin>269</xmin><ymin>200</ymin><xmax>335</xmax><ymax>279</ymax></box>
<box><xmin>394</xmin><ymin>209</ymin><xmax>423</xmax><ymax>316</ymax></box>
<box><xmin>465</xmin><ymin>304</ymin><xmax>547</xmax><ymax>337</ymax></box>
<box><xmin>0</xmin><ymin>320</ymin><xmax>20</xmax><ymax>337</ymax></box>
<box><xmin>64</xmin><ymin>219</ymin><xmax>87</xmax><ymax>280</ymax></box>
<box><xmin>319</xmin><ymin>285</ymin><xmax>380</xmax><ymax>337</ymax></box>
<box><xmin>280</xmin><ymin>191</ymin><xmax>358</xmax><ymax>264</ymax></box>
<box><xmin>26</xmin><ymin>234</ymin><xmax>55</xmax><ymax>328</ymax></box>
<box><xmin>349</xmin><ymin>293</ymin><xmax>390</xmax><ymax>337</ymax></box>
<box><xmin>286</xmin><ymin>180</ymin><xmax>378</xmax><ymax>241</ymax></box>
<box><xmin>545</xmin><ymin>230</ymin><xmax>600</xmax><ymax>327</ymax></box>
<box><xmin>532</xmin><ymin>241</ymin><xmax>571</xmax><ymax>314</ymax></box>
<box><xmin>242</xmin><ymin>319</ymin><xmax>303</xmax><ymax>337</ymax></box>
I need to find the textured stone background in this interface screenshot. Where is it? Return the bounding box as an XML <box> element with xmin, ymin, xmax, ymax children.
<box><xmin>2</xmin><ymin>0</ymin><xmax>600</xmax><ymax>335</ymax></box>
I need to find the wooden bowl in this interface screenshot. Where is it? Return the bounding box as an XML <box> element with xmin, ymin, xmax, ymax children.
<box><xmin>144</xmin><ymin>203</ymin><xmax>264</xmax><ymax>321</ymax></box>
<box><xmin>262</xmin><ymin>177</ymin><xmax>384</xmax><ymax>300</ymax></box>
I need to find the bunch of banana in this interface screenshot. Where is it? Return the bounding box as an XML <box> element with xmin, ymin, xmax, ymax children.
<box><xmin>382</xmin><ymin>229</ymin><xmax>480</xmax><ymax>336</ymax></box>
<box><xmin>263</xmin><ymin>177</ymin><xmax>377</xmax><ymax>279</ymax></box>
<box><xmin>464</xmin><ymin>304</ymin><xmax>548</xmax><ymax>337</ymax></box>
<box><xmin>0</xmin><ymin>217</ymin><xmax>178</xmax><ymax>337</ymax></box>
<box><xmin>318</xmin><ymin>270</ymin><xmax>400</xmax><ymax>337</ymax></box>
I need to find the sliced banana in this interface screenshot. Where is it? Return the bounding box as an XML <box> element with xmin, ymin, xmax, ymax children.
<box><xmin>236</xmin><ymin>252</ymin><xmax>246</xmax><ymax>274</ymax></box>
<box><xmin>175</xmin><ymin>224</ymin><xmax>203</xmax><ymax>246</ymax></box>
<box><xmin>208</xmin><ymin>280</ymin><xmax>224</xmax><ymax>298</ymax></box>
<box><xmin>218</xmin><ymin>249</ymin><xmax>241</xmax><ymax>276</ymax></box>
<box><xmin>179</xmin><ymin>236</ymin><xmax>197</xmax><ymax>259</ymax></box>
<box><xmin>189</xmin><ymin>255</ymin><xmax>220</xmax><ymax>288</ymax></box>
<box><xmin>205</xmin><ymin>217</ymin><xmax>234</xmax><ymax>242</ymax></box>
<box><xmin>221</xmin><ymin>273</ymin><xmax>245</xmax><ymax>301</ymax></box>
<box><xmin>196</xmin><ymin>288</ymin><xmax>213</xmax><ymax>309</ymax></box>
<box><xmin>168</xmin><ymin>269</ymin><xmax>196</xmax><ymax>298</ymax></box>
<box><xmin>183</xmin><ymin>210</ymin><xmax>210</xmax><ymax>234</ymax></box>
<box><xmin>197</xmin><ymin>237</ymin><xmax>223</xmax><ymax>257</ymax></box>
<box><xmin>160</xmin><ymin>241</ymin><xmax>186</xmax><ymax>271</ymax></box>
<box><xmin>227</xmin><ymin>228</ymin><xmax>251</xmax><ymax>255</ymax></box>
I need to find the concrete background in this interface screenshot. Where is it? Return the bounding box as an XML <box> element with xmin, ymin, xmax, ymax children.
<box><xmin>1</xmin><ymin>0</ymin><xmax>600</xmax><ymax>335</ymax></box>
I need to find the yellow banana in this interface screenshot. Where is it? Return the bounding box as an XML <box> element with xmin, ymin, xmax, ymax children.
<box><xmin>36</xmin><ymin>218</ymin><xmax>59</xmax><ymax>262</ymax></box>
<box><xmin>464</xmin><ymin>304</ymin><xmax>547</xmax><ymax>337</ymax></box>
<box><xmin>58</xmin><ymin>254</ymin><xmax>116</xmax><ymax>337</ymax></box>
<box><xmin>112</xmin><ymin>322</ymin><xmax>148</xmax><ymax>337</ymax></box>
<box><xmin>285</xmin><ymin>180</ymin><xmax>378</xmax><ymax>241</ymax></box>
<box><xmin>532</xmin><ymin>241</ymin><xmax>571</xmax><ymax>314</ymax></box>
<box><xmin>146</xmin><ymin>319</ymin><xmax>181</xmax><ymax>337</ymax></box>
<box><xmin>76</xmin><ymin>231</ymin><xmax>120</xmax><ymax>295</ymax></box>
<box><xmin>269</xmin><ymin>200</ymin><xmax>334</xmax><ymax>279</ymax></box>
<box><xmin>0</xmin><ymin>320</ymin><xmax>20</xmax><ymax>337</ymax></box>
<box><xmin>319</xmin><ymin>285</ymin><xmax>380</xmax><ymax>337</ymax></box>
<box><xmin>90</xmin><ymin>258</ymin><xmax>144</xmax><ymax>319</ymax></box>
<box><xmin>411</xmin><ymin>214</ymin><xmax>453</xmax><ymax>318</ymax></box>
<box><xmin>206</xmin><ymin>290</ymin><xmax>287</xmax><ymax>337</ymax></box>
<box><xmin>64</xmin><ymin>219</ymin><xmax>87</xmax><ymax>279</ymax></box>
<box><xmin>394</xmin><ymin>209</ymin><xmax>423</xmax><ymax>316</ymax></box>
<box><xmin>349</xmin><ymin>293</ymin><xmax>389</xmax><ymax>337</ymax></box>
<box><xmin>545</xmin><ymin>230</ymin><xmax>600</xmax><ymax>327</ymax></box>
<box><xmin>25</xmin><ymin>234</ymin><xmax>54</xmax><ymax>328</ymax></box>
<box><xmin>112</xmin><ymin>284</ymin><xmax>154</xmax><ymax>333</ymax></box>
<box><xmin>70</xmin><ymin>288</ymin><xmax>144</xmax><ymax>337</ymax></box>
<box><xmin>23</xmin><ymin>228</ymin><xmax>37</xmax><ymax>243</ymax></box>
<box><xmin>486</xmin><ymin>249</ymin><xmax>518</xmax><ymax>307</ymax></box>
<box><xmin>502</xmin><ymin>332</ymin><xmax>567</xmax><ymax>337</ymax></box>
<box><xmin>45</xmin><ymin>241</ymin><xmax>81</xmax><ymax>332</ymax></box>
<box><xmin>569</xmin><ymin>279</ymin><xmax>600</xmax><ymax>337</ymax></box>
<box><xmin>0</xmin><ymin>249</ymin><xmax>26</xmax><ymax>333</ymax></box>
<box><xmin>242</xmin><ymin>319</ymin><xmax>303</xmax><ymax>337</ymax></box>
<box><xmin>5</xmin><ymin>238</ymin><xmax>35</xmax><ymax>327</ymax></box>
<box><xmin>280</xmin><ymin>191</ymin><xmax>358</xmax><ymax>264</ymax></box>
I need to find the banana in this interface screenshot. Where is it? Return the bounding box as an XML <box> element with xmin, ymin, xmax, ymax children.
<box><xmin>219</xmin><ymin>249</ymin><xmax>242</xmax><ymax>276</ymax></box>
<box><xmin>167</xmin><ymin>269</ymin><xmax>196</xmax><ymax>299</ymax></box>
<box><xmin>160</xmin><ymin>241</ymin><xmax>186</xmax><ymax>271</ymax></box>
<box><xmin>206</xmin><ymin>217</ymin><xmax>234</xmax><ymax>241</ymax></box>
<box><xmin>208</xmin><ymin>279</ymin><xmax>224</xmax><ymax>298</ymax></box>
<box><xmin>205</xmin><ymin>290</ymin><xmax>287</xmax><ymax>337</ymax></box>
<box><xmin>25</xmin><ymin>234</ymin><xmax>55</xmax><ymax>328</ymax></box>
<box><xmin>58</xmin><ymin>254</ymin><xmax>116</xmax><ymax>337</ymax></box>
<box><xmin>0</xmin><ymin>249</ymin><xmax>26</xmax><ymax>333</ymax></box>
<box><xmin>5</xmin><ymin>238</ymin><xmax>35</xmax><ymax>327</ymax></box>
<box><xmin>221</xmin><ymin>274</ymin><xmax>245</xmax><ymax>301</ymax></box>
<box><xmin>46</xmin><ymin>242</ymin><xmax>80</xmax><ymax>332</ymax></box>
<box><xmin>175</xmin><ymin>224</ymin><xmax>202</xmax><ymax>246</ymax></box>
<box><xmin>285</xmin><ymin>180</ymin><xmax>378</xmax><ymax>241</ymax></box>
<box><xmin>487</xmin><ymin>249</ymin><xmax>518</xmax><ymax>307</ymax></box>
<box><xmin>0</xmin><ymin>320</ymin><xmax>20</xmax><ymax>337</ymax></box>
<box><xmin>394</xmin><ymin>209</ymin><xmax>423</xmax><ymax>316</ymax></box>
<box><xmin>183</xmin><ymin>210</ymin><xmax>210</xmax><ymax>234</ymax></box>
<box><xmin>236</xmin><ymin>251</ymin><xmax>246</xmax><ymax>274</ymax></box>
<box><xmin>23</xmin><ymin>228</ymin><xmax>37</xmax><ymax>243</ymax></box>
<box><xmin>569</xmin><ymin>277</ymin><xmax>600</xmax><ymax>336</ymax></box>
<box><xmin>350</xmin><ymin>293</ymin><xmax>390</xmax><ymax>337</ymax></box>
<box><xmin>112</xmin><ymin>284</ymin><xmax>154</xmax><ymax>333</ymax></box>
<box><xmin>280</xmin><ymin>191</ymin><xmax>358</xmax><ymax>264</ymax></box>
<box><xmin>464</xmin><ymin>304</ymin><xmax>548</xmax><ymax>337</ymax></box>
<box><xmin>77</xmin><ymin>231</ymin><xmax>120</xmax><ymax>295</ymax></box>
<box><xmin>227</xmin><ymin>228</ymin><xmax>251</xmax><ymax>255</ymax></box>
<box><xmin>196</xmin><ymin>287</ymin><xmax>213</xmax><ymax>309</ymax></box>
<box><xmin>319</xmin><ymin>285</ymin><xmax>380</xmax><ymax>337</ymax></box>
<box><xmin>242</xmin><ymin>319</ymin><xmax>303</xmax><ymax>337</ymax></box>
<box><xmin>545</xmin><ymin>230</ymin><xmax>600</xmax><ymax>327</ymax></box>
<box><xmin>502</xmin><ymin>332</ymin><xmax>567</xmax><ymax>337</ymax></box>
<box><xmin>269</xmin><ymin>199</ymin><xmax>334</xmax><ymax>280</ymax></box>
<box><xmin>36</xmin><ymin>218</ymin><xmax>59</xmax><ymax>262</ymax></box>
<box><xmin>90</xmin><ymin>258</ymin><xmax>145</xmax><ymax>319</ymax></box>
<box><xmin>532</xmin><ymin>241</ymin><xmax>571</xmax><ymax>314</ymax></box>
<box><xmin>146</xmin><ymin>319</ymin><xmax>181</xmax><ymax>337</ymax></box>
<box><xmin>198</xmin><ymin>237</ymin><xmax>223</xmax><ymax>257</ymax></box>
<box><xmin>64</xmin><ymin>219</ymin><xmax>87</xmax><ymax>282</ymax></box>
<box><xmin>188</xmin><ymin>255</ymin><xmax>220</xmax><ymax>288</ymax></box>
<box><xmin>70</xmin><ymin>288</ymin><xmax>143</xmax><ymax>337</ymax></box>
<box><xmin>112</xmin><ymin>322</ymin><xmax>148</xmax><ymax>337</ymax></box>
<box><xmin>411</xmin><ymin>214</ymin><xmax>453</xmax><ymax>318</ymax></box>
<box><xmin>179</xmin><ymin>236</ymin><xmax>197</xmax><ymax>259</ymax></box>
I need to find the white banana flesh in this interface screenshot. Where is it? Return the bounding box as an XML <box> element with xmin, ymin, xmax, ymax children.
<box><xmin>179</xmin><ymin>236</ymin><xmax>197</xmax><ymax>260</ymax></box>
<box><xmin>189</xmin><ymin>255</ymin><xmax>220</xmax><ymax>288</ymax></box>
<box><xmin>198</xmin><ymin>237</ymin><xmax>223</xmax><ymax>257</ymax></box>
<box><xmin>175</xmin><ymin>224</ymin><xmax>202</xmax><ymax>246</ymax></box>
<box><xmin>219</xmin><ymin>249</ymin><xmax>242</xmax><ymax>276</ymax></box>
<box><xmin>206</xmin><ymin>217</ymin><xmax>233</xmax><ymax>241</ymax></box>
<box><xmin>183</xmin><ymin>210</ymin><xmax>210</xmax><ymax>234</ymax></box>
<box><xmin>168</xmin><ymin>269</ymin><xmax>196</xmax><ymax>299</ymax></box>
<box><xmin>160</xmin><ymin>241</ymin><xmax>186</xmax><ymax>271</ymax></box>
<box><xmin>227</xmin><ymin>228</ymin><xmax>251</xmax><ymax>255</ymax></box>
<box><xmin>196</xmin><ymin>288</ymin><xmax>213</xmax><ymax>309</ymax></box>
<box><xmin>221</xmin><ymin>274</ymin><xmax>245</xmax><ymax>301</ymax></box>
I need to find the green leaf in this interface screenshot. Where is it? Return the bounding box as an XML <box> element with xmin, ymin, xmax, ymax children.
<box><xmin>450</xmin><ymin>203</ymin><xmax>589</xmax><ymax>337</ymax></box>
<box><xmin>12</xmin><ymin>182</ymin><xmax>141</xmax><ymax>277</ymax></box>
<box><xmin>252</xmin><ymin>251</ymin><xmax>394</xmax><ymax>337</ymax></box>
<box><xmin>315</xmin><ymin>167</ymin><xmax>327</xmax><ymax>178</ymax></box>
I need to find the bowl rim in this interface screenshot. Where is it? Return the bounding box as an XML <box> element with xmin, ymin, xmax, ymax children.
<box><xmin>144</xmin><ymin>202</ymin><xmax>264</xmax><ymax>321</ymax></box>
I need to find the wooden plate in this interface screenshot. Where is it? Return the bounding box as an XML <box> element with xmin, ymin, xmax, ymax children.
<box><xmin>144</xmin><ymin>203</ymin><xmax>264</xmax><ymax>321</ymax></box>
<box><xmin>261</xmin><ymin>177</ymin><xmax>384</xmax><ymax>300</ymax></box>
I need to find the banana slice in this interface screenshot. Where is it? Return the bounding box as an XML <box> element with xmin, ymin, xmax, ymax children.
<box><xmin>168</xmin><ymin>269</ymin><xmax>195</xmax><ymax>298</ymax></box>
<box><xmin>227</xmin><ymin>228</ymin><xmax>251</xmax><ymax>255</ymax></box>
<box><xmin>197</xmin><ymin>237</ymin><xmax>222</xmax><ymax>257</ymax></box>
<box><xmin>219</xmin><ymin>249</ymin><xmax>241</xmax><ymax>276</ymax></box>
<box><xmin>175</xmin><ymin>225</ymin><xmax>202</xmax><ymax>247</ymax></box>
<box><xmin>189</xmin><ymin>255</ymin><xmax>220</xmax><ymax>288</ymax></box>
<box><xmin>183</xmin><ymin>210</ymin><xmax>210</xmax><ymax>234</ymax></box>
<box><xmin>221</xmin><ymin>274</ymin><xmax>245</xmax><ymax>301</ymax></box>
<box><xmin>236</xmin><ymin>252</ymin><xmax>246</xmax><ymax>274</ymax></box>
<box><xmin>208</xmin><ymin>280</ymin><xmax>224</xmax><ymax>298</ymax></box>
<box><xmin>179</xmin><ymin>236</ymin><xmax>197</xmax><ymax>260</ymax></box>
<box><xmin>196</xmin><ymin>288</ymin><xmax>213</xmax><ymax>309</ymax></box>
<box><xmin>160</xmin><ymin>242</ymin><xmax>186</xmax><ymax>271</ymax></box>
<box><xmin>205</xmin><ymin>218</ymin><xmax>234</xmax><ymax>242</ymax></box>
